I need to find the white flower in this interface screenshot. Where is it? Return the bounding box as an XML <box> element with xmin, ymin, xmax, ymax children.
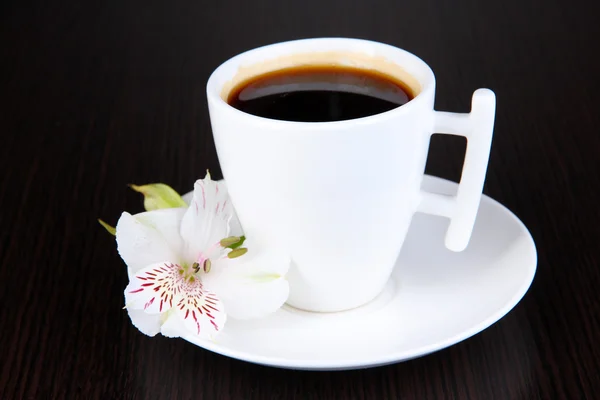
<box><xmin>116</xmin><ymin>174</ymin><xmax>290</xmax><ymax>340</ymax></box>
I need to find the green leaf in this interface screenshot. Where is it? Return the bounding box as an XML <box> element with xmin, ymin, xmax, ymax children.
<box><xmin>129</xmin><ymin>183</ymin><xmax>187</xmax><ymax>211</ymax></box>
<box><xmin>98</xmin><ymin>219</ymin><xmax>116</xmax><ymax>236</ymax></box>
<box><xmin>229</xmin><ymin>235</ymin><xmax>246</xmax><ymax>250</ymax></box>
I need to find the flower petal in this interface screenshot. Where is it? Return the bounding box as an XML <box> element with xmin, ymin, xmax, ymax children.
<box><xmin>203</xmin><ymin>242</ymin><xmax>290</xmax><ymax>320</ymax></box>
<box><xmin>159</xmin><ymin>311</ymin><xmax>186</xmax><ymax>338</ymax></box>
<box><xmin>228</xmin><ymin>210</ymin><xmax>244</xmax><ymax>237</ymax></box>
<box><xmin>216</xmin><ymin>274</ymin><xmax>289</xmax><ymax>320</ymax></box>
<box><xmin>125</xmin><ymin>262</ymin><xmax>185</xmax><ymax>314</ymax></box>
<box><xmin>182</xmin><ymin>179</ymin><xmax>244</xmax><ymax>237</ymax></box>
<box><xmin>180</xmin><ymin>175</ymin><xmax>233</xmax><ymax>262</ymax></box>
<box><xmin>174</xmin><ymin>279</ymin><xmax>226</xmax><ymax>340</ymax></box>
<box><xmin>116</xmin><ymin>209</ymin><xmax>186</xmax><ymax>273</ymax></box>
<box><xmin>127</xmin><ymin>309</ymin><xmax>162</xmax><ymax>336</ymax></box>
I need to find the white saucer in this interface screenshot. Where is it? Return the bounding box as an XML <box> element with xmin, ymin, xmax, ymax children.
<box><xmin>183</xmin><ymin>175</ymin><xmax>537</xmax><ymax>370</ymax></box>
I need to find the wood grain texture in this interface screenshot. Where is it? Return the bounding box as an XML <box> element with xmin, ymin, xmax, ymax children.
<box><xmin>1</xmin><ymin>0</ymin><xmax>600</xmax><ymax>398</ymax></box>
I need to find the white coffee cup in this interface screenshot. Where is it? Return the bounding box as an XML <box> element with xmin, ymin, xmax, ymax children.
<box><xmin>207</xmin><ymin>38</ymin><xmax>495</xmax><ymax>312</ymax></box>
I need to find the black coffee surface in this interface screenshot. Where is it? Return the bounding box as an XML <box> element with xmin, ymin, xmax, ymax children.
<box><xmin>227</xmin><ymin>65</ymin><xmax>414</xmax><ymax>122</ymax></box>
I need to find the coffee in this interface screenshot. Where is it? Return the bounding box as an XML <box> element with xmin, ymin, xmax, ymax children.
<box><xmin>227</xmin><ymin>65</ymin><xmax>415</xmax><ymax>122</ymax></box>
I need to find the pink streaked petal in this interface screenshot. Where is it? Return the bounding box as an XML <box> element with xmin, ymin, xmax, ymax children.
<box><xmin>181</xmin><ymin>181</ymin><xmax>243</xmax><ymax>238</ymax></box>
<box><xmin>180</xmin><ymin>176</ymin><xmax>233</xmax><ymax>262</ymax></box>
<box><xmin>124</xmin><ymin>262</ymin><xmax>185</xmax><ymax>314</ymax></box>
<box><xmin>173</xmin><ymin>279</ymin><xmax>226</xmax><ymax>340</ymax></box>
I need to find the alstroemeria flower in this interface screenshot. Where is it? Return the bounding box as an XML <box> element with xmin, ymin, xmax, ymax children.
<box><xmin>116</xmin><ymin>174</ymin><xmax>290</xmax><ymax>340</ymax></box>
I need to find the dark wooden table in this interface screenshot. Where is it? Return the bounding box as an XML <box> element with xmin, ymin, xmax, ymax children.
<box><xmin>2</xmin><ymin>0</ymin><xmax>600</xmax><ymax>398</ymax></box>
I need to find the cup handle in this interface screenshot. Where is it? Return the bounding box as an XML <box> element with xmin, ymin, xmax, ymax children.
<box><xmin>417</xmin><ymin>88</ymin><xmax>496</xmax><ymax>251</ymax></box>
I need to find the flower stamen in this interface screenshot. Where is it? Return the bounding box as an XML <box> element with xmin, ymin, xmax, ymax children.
<box><xmin>227</xmin><ymin>248</ymin><xmax>248</xmax><ymax>259</ymax></box>
<box><xmin>220</xmin><ymin>236</ymin><xmax>241</xmax><ymax>248</ymax></box>
<box><xmin>203</xmin><ymin>259</ymin><xmax>212</xmax><ymax>273</ymax></box>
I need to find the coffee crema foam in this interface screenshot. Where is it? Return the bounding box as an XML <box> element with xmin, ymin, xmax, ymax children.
<box><xmin>220</xmin><ymin>51</ymin><xmax>422</xmax><ymax>101</ymax></box>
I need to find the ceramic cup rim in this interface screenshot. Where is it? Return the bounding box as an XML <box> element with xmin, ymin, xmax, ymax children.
<box><xmin>206</xmin><ymin>37</ymin><xmax>436</xmax><ymax>129</ymax></box>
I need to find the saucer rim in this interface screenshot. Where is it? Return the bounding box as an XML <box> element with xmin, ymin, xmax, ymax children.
<box><xmin>182</xmin><ymin>175</ymin><xmax>538</xmax><ymax>370</ymax></box>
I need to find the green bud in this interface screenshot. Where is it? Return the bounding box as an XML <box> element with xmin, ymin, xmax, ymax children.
<box><xmin>98</xmin><ymin>219</ymin><xmax>116</xmax><ymax>236</ymax></box>
<box><xmin>129</xmin><ymin>183</ymin><xmax>187</xmax><ymax>211</ymax></box>
<box><xmin>229</xmin><ymin>235</ymin><xmax>246</xmax><ymax>250</ymax></box>
<box><xmin>227</xmin><ymin>247</ymin><xmax>248</xmax><ymax>259</ymax></box>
